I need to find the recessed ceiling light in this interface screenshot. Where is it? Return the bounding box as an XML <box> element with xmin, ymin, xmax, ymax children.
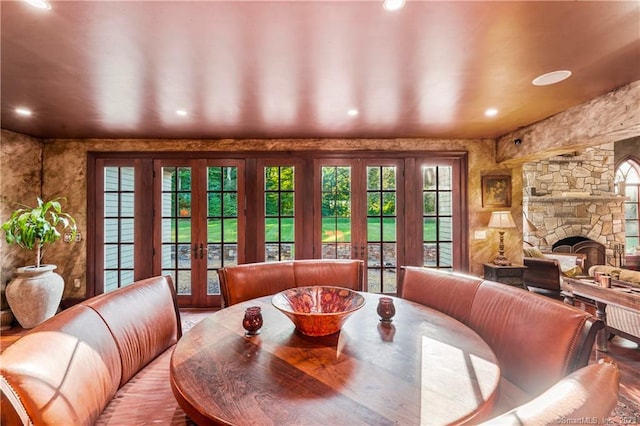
<box><xmin>176</xmin><ymin>109</ymin><xmax>188</xmax><ymax>116</ymax></box>
<box><xmin>532</xmin><ymin>70</ymin><xmax>572</xmax><ymax>86</ymax></box>
<box><xmin>347</xmin><ymin>109</ymin><xmax>359</xmax><ymax>117</ymax></box>
<box><xmin>15</xmin><ymin>107</ymin><xmax>32</xmax><ymax>116</ymax></box>
<box><xmin>24</xmin><ymin>0</ymin><xmax>51</xmax><ymax>10</ymax></box>
<box><xmin>383</xmin><ymin>0</ymin><xmax>405</xmax><ymax>11</ymax></box>
<box><xmin>484</xmin><ymin>108</ymin><xmax>498</xmax><ymax>117</ymax></box>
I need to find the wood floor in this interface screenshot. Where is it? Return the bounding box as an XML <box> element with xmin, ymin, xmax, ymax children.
<box><xmin>2</xmin><ymin>312</ymin><xmax>639</xmax><ymax>411</ymax></box>
<box><xmin>594</xmin><ymin>335</ymin><xmax>640</xmax><ymax>409</ymax></box>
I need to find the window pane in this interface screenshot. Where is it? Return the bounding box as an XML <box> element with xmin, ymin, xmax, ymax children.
<box><xmin>265</xmin><ymin>218</ymin><xmax>279</xmax><ymax>242</ymax></box>
<box><xmin>208</xmin><ymin>244</ymin><xmax>222</xmax><ymax>268</ymax></box>
<box><xmin>104</xmin><ymin>167</ymin><xmax>119</xmax><ymax>191</ymax></box>
<box><xmin>161</xmin><ymin>166</ymin><xmax>193</xmax><ymax>296</ymax></box>
<box><xmin>104</xmin><ymin>193</ymin><xmax>118</xmax><ymax>217</ymax></box>
<box><xmin>421</xmin><ymin>165</ymin><xmax>453</xmax><ymax>269</ymax></box>
<box><xmin>280</xmin><ymin>192</ymin><xmax>294</xmax><ymax>216</ymax></box>
<box><xmin>120</xmin><ymin>193</ymin><xmax>134</xmax><ymax>217</ymax></box>
<box><xmin>104</xmin><ymin>245</ymin><xmax>118</xmax><ymax>269</ymax></box>
<box><xmin>223</xmin><ymin>167</ymin><xmax>237</xmax><ymax>191</ymax></box>
<box><xmin>102</xmin><ymin>165</ymin><xmax>136</xmax><ymax>291</ymax></box>
<box><xmin>104</xmin><ymin>219</ymin><xmax>119</xmax><ymax>243</ymax></box>
<box><xmin>120</xmin><ymin>168</ymin><xmax>135</xmax><ymax>191</ymax></box>
<box><xmin>120</xmin><ymin>245</ymin><xmax>134</xmax><ymax>269</ymax></box>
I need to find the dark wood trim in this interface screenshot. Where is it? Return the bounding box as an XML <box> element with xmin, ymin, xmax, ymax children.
<box><xmin>87</xmin><ymin>150</ymin><xmax>470</xmax><ymax>160</ymax></box>
<box><xmin>85</xmin><ymin>152</ymin><xmax>98</xmax><ymax>299</ymax></box>
<box><xmin>244</xmin><ymin>158</ymin><xmax>259</xmax><ymax>263</ymax></box>
<box><xmin>135</xmin><ymin>159</ymin><xmax>154</xmax><ymax>280</ymax></box>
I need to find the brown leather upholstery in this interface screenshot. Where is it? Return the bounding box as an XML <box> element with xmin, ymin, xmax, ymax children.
<box><xmin>523</xmin><ymin>253</ymin><xmax>586</xmax><ymax>298</ymax></box>
<box><xmin>82</xmin><ymin>275</ymin><xmax>182</xmax><ymax>386</ymax></box>
<box><xmin>468</xmin><ymin>281</ymin><xmax>601</xmax><ymax>397</ymax></box>
<box><xmin>0</xmin><ymin>275</ymin><xmax>186</xmax><ymax>426</ymax></box>
<box><xmin>293</xmin><ymin>259</ymin><xmax>364</xmax><ymax>290</ymax></box>
<box><xmin>398</xmin><ymin>267</ymin><xmax>603</xmax><ymax>418</ymax></box>
<box><xmin>482</xmin><ymin>357</ymin><xmax>620</xmax><ymax>425</ymax></box>
<box><xmin>218</xmin><ymin>259</ymin><xmax>364</xmax><ymax>306</ymax></box>
<box><xmin>1</xmin><ymin>305</ymin><xmax>122</xmax><ymax>425</ymax></box>
<box><xmin>399</xmin><ymin>266</ymin><xmax>481</xmax><ymax>325</ymax></box>
<box><xmin>219</xmin><ymin>261</ymin><xmax>296</xmax><ymax>306</ymax></box>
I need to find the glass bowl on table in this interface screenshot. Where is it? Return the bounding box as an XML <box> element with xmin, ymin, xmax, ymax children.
<box><xmin>271</xmin><ymin>286</ymin><xmax>365</xmax><ymax>337</ymax></box>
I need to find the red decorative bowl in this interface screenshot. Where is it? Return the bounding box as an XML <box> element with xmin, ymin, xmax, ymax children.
<box><xmin>272</xmin><ymin>286</ymin><xmax>366</xmax><ymax>336</ymax></box>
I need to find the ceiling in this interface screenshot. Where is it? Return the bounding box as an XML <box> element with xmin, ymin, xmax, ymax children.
<box><xmin>1</xmin><ymin>0</ymin><xmax>639</xmax><ymax>141</ymax></box>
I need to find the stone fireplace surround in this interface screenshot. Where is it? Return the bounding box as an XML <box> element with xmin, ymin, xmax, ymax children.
<box><xmin>523</xmin><ymin>143</ymin><xmax>626</xmax><ymax>269</ymax></box>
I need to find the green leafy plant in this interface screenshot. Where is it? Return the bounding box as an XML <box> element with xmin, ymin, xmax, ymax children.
<box><xmin>1</xmin><ymin>197</ymin><xmax>77</xmax><ymax>268</ymax></box>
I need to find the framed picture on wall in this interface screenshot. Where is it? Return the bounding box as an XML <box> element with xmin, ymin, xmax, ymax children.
<box><xmin>482</xmin><ymin>175</ymin><xmax>511</xmax><ymax>207</ymax></box>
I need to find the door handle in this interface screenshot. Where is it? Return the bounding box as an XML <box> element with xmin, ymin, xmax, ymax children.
<box><xmin>199</xmin><ymin>243</ymin><xmax>204</xmax><ymax>259</ymax></box>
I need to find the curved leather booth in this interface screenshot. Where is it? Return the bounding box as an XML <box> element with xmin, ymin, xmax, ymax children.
<box><xmin>0</xmin><ymin>275</ymin><xmax>186</xmax><ymax>425</ymax></box>
<box><xmin>399</xmin><ymin>266</ymin><xmax>615</xmax><ymax>421</ymax></box>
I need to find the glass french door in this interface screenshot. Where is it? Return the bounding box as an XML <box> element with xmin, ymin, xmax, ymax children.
<box><xmin>155</xmin><ymin>159</ymin><xmax>244</xmax><ymax>307</ymax></box>
<box><xmin>90</xmin><ymin>152</ymin><xmax>466</xmax><ymax>306</ymax></box>
<box><xmin>315</xmin><ymin>159</ymin><xmax>404</xmax><ymax>293</ymax></box>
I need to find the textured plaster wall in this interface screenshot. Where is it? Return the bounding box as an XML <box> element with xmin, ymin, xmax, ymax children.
<box><xmin>0</xmin><ymin>131</ymin><xmax>43</xmax><ymax>307</ymax></box>
<box><xmin>23</xmin><ymin>136</ymin><xmax>517</xmax><ymax>298</ymax></box>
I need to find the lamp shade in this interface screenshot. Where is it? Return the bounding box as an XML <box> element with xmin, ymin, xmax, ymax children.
<box><xmin>488</xmin><ymin>211</ymin><xmax>516</xmax><ymax>229</ymax></box>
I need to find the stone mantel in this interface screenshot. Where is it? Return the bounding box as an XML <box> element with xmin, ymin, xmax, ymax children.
<box><xmin>524</xmin><ymin>195</ymin><xmax>627</xmax><ymax>203</ymax></box>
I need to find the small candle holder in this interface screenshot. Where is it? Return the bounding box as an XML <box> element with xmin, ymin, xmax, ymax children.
<box><xmin>242</xmin><ymin>306</ymin><xmax>263</xmax><ymax>336</ymax></box>
<box><xmin>377</xmin><ymin>297</ymin><xmax>396</xmax><ymax>323</ymax></box>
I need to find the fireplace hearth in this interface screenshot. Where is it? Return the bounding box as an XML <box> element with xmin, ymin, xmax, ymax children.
<box><xmin>552</xmin><ymin>237</ymin><xmax>605</xmax><ymax>272</ymax></box>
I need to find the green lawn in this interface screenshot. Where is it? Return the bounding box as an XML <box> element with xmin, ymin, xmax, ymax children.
<box><xmin>172</xmin><ymin>217</ymin><xmax>437</xmax><ymax>242</ymax></box>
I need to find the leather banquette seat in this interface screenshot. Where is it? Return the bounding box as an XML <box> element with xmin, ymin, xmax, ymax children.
<box><xmin>399</xmin><ymin>266</ymin><xmax>618</xmax><ymax>423</ymax></box>
<box><xmin>0</xmin><ymin>275</ymin><xmax>188</xmax><ymax>426</ymax></box>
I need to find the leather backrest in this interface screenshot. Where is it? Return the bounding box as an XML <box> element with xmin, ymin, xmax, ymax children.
<box><xmin>0</xmin><ymin>305</ymin><xmax>122</xmax><ymax>425</ymax></box>
<box><xmin>522</xmin><ymin>257</ymin><xmax>561</xmax><ymax>291</ymax></box>
<box><xmin>218</xmin><ymin>261</ymin><xmax>296</xmax><ymax>306</ymax></box>
<box><xmin>293</xmin><ymin>259</ymin><xmax>364</xmax><ymax>291</ymax></box>
<box><xmin>482</xmin><ymin>357</ymin><xmax>620</xmax><ymax>424</ymax></box>
<box><xmin>468</xmin><ymin>280</ymin><xmax>602</xmax><ymax>396</ymax></box>
<box><xmin>398</xmin><ymin>267</ymin><xmax>481</xmax><ymax>325</ymax></box>
<box><xmin>82</xmin><ymin>275</ymin><xmax>181</xmax><ymax>386</ymax></box>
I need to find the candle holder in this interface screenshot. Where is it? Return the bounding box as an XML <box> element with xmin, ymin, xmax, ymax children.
<box><xmin>377</xmin><ymin>297</ymin><xmax>396</xmax><ymax>323</ymax></box>
<box><xmin>242</xmin><ymin>306</ymin><xmax>263</xmax><ymax>336</ymax></box>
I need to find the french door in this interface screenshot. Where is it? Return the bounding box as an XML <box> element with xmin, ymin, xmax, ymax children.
<box><xmin>89</xmin><ymin>152</ymin><xmax>466</xmax><ymax>308</ymax></box>
<box><xmin>315</xmin><ymin>159</ymin><xmax>404</xmax><ymax>293</ymax></box>
<box><xmin>154</xmin><ymin>159</ymin><xmax>245</xmax><ymax>307</ymax></box>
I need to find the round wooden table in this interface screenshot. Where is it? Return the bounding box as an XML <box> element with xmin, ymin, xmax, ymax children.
<box><xmin>170</xmin><ymin>293</ymin><xmax>500</xmax><ymax>425</ymax></box>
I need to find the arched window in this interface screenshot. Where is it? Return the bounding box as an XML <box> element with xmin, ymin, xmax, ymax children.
<box><xmin>616</xmin><ymin>159</ymin><xmax>640</xmax><ymax>253</ymax></box>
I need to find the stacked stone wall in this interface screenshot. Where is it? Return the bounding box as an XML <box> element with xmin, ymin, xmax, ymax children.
<box><xmin>523</xmin><ymin>143</ymin><xmax>626</xmax><ymax>263</ymax></box>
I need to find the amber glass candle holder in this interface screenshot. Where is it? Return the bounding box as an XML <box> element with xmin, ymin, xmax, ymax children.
<box><xmin>377</xmin><ymin>297</ymin><xmax>396</xmax><ymax>323</ymax></box>
<box><xmin>243</xmin><ymin>306</ymin><xmax>263</xmax><ymax>336</ymax></box>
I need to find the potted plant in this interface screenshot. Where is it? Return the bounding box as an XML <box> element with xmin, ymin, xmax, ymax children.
<box><xmin>1</xmin><ymin>197</ymin><xmax>77</xmax><ymax>328</ymax></box>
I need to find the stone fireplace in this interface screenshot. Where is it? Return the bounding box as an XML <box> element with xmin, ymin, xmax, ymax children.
<box><xmin>523</xmin><ymin>143</ymin><xmax>626</xmax><ymax>269</ymax></box>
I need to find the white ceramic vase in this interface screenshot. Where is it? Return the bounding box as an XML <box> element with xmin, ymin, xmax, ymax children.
<box><xmin>5</xmin><ymin>264</ymin><xmax>64</xmax><ymax>329</ymax></box>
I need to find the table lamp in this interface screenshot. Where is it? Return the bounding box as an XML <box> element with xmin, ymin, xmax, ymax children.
<box><xmin>488</xmin><ymin>211</ymin><xmax>516</xmax><ymax>266</ymax></box>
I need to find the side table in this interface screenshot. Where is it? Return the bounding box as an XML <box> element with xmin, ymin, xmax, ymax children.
<box><xmin>483</xmin><ymin>263</ymin><xmax>528</xmax><ymax>289</ymax></box>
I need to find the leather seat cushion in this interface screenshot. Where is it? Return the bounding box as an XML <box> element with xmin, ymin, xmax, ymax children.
<box><xmin>97</xmin><ymin>348</ymin><xmax>192</xmax><ymax>426</ymax></box>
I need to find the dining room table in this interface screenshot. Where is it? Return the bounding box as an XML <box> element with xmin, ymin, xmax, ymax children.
<box><xmin>170</xmin><ymin>292</ymin><xmax>501</xmax><ymax>426</ymax></box>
